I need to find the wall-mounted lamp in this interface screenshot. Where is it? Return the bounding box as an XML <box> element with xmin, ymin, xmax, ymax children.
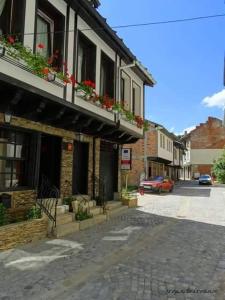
<box><xmin>47</xmin><ymin>72</ymin><xmax>56</xmax><ymax>82</ymax></box>
<box><xmin>4</xmin><ymin>112</ymin><xmax>12</xmax><ymax>124</ymax></box>
<box><xmin>0</xmin><ymin>46</ymin><xmax>5</xmax><ymax>58</ymax></box>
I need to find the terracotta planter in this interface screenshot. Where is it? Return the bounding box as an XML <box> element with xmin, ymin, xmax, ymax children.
<box><xmin>122</xmin><ymin>198</ymin><xmax>138</xmax><ymax>208</ymax></box>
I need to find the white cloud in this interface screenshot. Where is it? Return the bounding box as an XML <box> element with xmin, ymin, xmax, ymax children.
<box><xmin>202</xmin><ymin>89</ymin><xmax>225</xmax><ymax>108</ymax></box>
<box><xmin>175</xmin><ymin>126</ymin><xmax>196</xmax><ymax>136</ymax></box>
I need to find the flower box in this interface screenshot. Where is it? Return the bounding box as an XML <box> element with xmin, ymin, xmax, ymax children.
<box><xmin>121</xmin><ymin>197</ymin><xmax>138</xmax><ymax>208</ymax></box>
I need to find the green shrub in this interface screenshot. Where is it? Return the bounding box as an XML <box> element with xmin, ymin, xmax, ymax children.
<box><xmin>26</xmin><ymin>206</ymin><xmax>42</xmax><ymax>220</ymax></box>
<box><xmin>75</xmin><ymin>207</ymin><xmax>93</xmax><ymax>221</ymax></box>
<box><xmin>213</xmin><ymin>150</ymin><xmax>225</xmax><ymax>183</ymax></box>
<box><xmin>0</xmin><ymin>203</ymin><xmax>8</xmax><ymax>226</ymax></box>
<box><xmin>63</xmin><ymin>196</ymin><xmax>74</xmax><ymax>205</ymax></box>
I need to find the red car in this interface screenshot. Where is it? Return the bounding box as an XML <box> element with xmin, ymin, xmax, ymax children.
<box><xmin>139</xmin><ymin>176</ymin><xmax>174</xmax><ymax>195</ymax></box>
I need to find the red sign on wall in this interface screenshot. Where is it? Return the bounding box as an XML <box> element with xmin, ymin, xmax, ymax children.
<box><xmin>121</xmin><ymin>148</ymin><xmax>132</xmax><ymax>170</ymax></box>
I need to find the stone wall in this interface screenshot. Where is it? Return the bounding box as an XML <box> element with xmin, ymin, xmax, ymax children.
<box><xmin>0</xmin><ymin>218</ymin><xmax>48</xmax><ymax>250</ymax></box>
<box><xmin>190</xmin><ymin>117</ymin><xmax>225</xmax><ymax>149</ymax></box>
<box><xmin>0</xmin><ymin>113</ymin><xmax>122</xmax><ymax>203</ymax></box>
<box><xmin>0</xmin><ymin>190</ymin><xmax>36</xmax><ymax>209</ymax></box>
<box><xmin>60</xmin><ymin>138</ymin><xmax>74</xmax><ymax>198</ymax></box>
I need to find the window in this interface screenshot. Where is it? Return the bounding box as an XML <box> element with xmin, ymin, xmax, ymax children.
<box><xmin>0</xmin><ymin>128</ymin><xmax>31</xmax><ymax>190</ymax></box>
<box><xmin>163</xmin><ymin>136</ymin><xmax>165</xmax><ymax>149</ymax></box>
<box><xmin>100</xmin><ymin>52</ymin><xmax>115</xmax><ymax>98</ymax></box>
<box><xmin>35</xmin><ymin>0</ymin><xmax>65</xmax><ymax>66</ymax></box>
<box><xmin>121</xmin><ymin>71</ymin><xmax>131</xmax><ymax>110</ymax></box>
<box><xmin>36</xmin><ymin>10</ymin><xmax>54</xmax><ymax>58</ymax></box>
<box><xmin>160</xmin><ymin>134</ymin><xmax>163</xmax><ymax>148</ymax></box>
<box><xmin>77</xmin><ymin>32</ymin><xmax>96</xmax><ymax>83</ymax></box>
<box><xmin>0</xmin><ymin>0</ymin><xmax>26</xmax><ymax>40</ymax></box>
<box><xmin>132</xmin><ymin>82</ymin><xmax>141</xmax><ymax>115</ymax></box>
<box><xmin>174</xmin><ymin>149</ymin><xmax>177</xmax><ymax>159</ymax></box>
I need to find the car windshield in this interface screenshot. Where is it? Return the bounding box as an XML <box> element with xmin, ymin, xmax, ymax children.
<box><xmin>200</xmin><ymin>175</ymin><xmax>210</xmax><ymax>179</ymax></box>
<box><xmin>152</xmin><ymin>176</ymin><xmax>164</xmax><ymax>182</ymax></box>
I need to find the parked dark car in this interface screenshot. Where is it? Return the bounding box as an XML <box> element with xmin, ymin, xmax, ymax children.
<box><xmin>139</xmin><ymin>176</ymin><xmax>174</xmax><ymax>195</ymax></box>
<box><xmin>198</xmin><ymin>174</ymin><xmax>212</xmax><ymax>185</ymax></box>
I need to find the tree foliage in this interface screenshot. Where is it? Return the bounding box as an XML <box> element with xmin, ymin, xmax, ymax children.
<box><xmin>213</xmin><ymin>150</ymin><xmax>225</xmax><ymax>183</ymax></box>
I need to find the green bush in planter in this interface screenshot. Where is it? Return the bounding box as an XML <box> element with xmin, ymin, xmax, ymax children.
<box><xmin>26</xmin><ymin>206</ymin><xmax>42</xmax><ymax>220</ymax></box>
<box><xmin>63</xmin><ymin>196</ymin><xmax>74</xmax><ymax>212</ymax></box>
<box><xmin>75</xmin><ymin>205</ymin><xmax>93</xmax><ymax>221</ymax></box>
<box><xmin>0</xmin><ymin>203</ymin><xmax>8</xmax><ymax>226</ymax></box>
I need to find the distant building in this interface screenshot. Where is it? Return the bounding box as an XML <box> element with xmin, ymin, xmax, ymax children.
<box><xmin>182</xmin><ymin>117</ymin><xmax>225</xmax><ymax>179</ymax></box>
<box><xmin>123</xmin><ymin>121</ymin><xmax>184</xmax><ymax>186</ymax></box>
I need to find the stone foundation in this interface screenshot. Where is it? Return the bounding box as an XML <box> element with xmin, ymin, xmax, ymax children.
<box><xmin>0</xmin><ymin>190</ymin><xmax>36</xmax><ymax>209</ymax></box>
<box><xmin>0</xmin><ymin>218</ymin><xmax>48</xmax><ymax>250</ymax></box>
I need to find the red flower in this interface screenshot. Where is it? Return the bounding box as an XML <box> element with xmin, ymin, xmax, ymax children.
<box><xmin>8</xmin><ymin>36</ymin><xmax>15</xmax><ymax>44</ymax></box>
<box><xmin>70</xmin><ymin>75</ymin><xmax>77</xmax><ymax>86</ymax></box>
<box><xmin>42</xmin><ymin>67</ymin><xmax>49</xmax><ymax>75</ymax></box>
<box><xmin>47</xmin><ymin>56</ymin><xmax>54</xmax><ymax>65</ymax></box>
<box><xmin>63</xmin><ymin>77</ymin><xmax>71</xmax><ymax>84</ymax></box>
<box><xmin>37</xmin><ymin>43</ymin><xmax>45</xmax><ymax>49</ymax></box>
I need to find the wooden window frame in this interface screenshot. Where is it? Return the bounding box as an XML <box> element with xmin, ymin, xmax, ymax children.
<box><xmin>36</xmin><ymin>9</ymin><xmax>54</xmax><ymax>57</ymax></box>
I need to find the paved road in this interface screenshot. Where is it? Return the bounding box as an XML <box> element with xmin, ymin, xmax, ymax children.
<box><xmin>1</xmin><ymin>181</ymin><xmax>225</xmax><ymax>300</ymax></box>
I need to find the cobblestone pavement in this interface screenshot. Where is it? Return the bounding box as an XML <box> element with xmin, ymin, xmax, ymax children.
<box><xmin>1</xmin><ymin>181</ymin><xmax>225</xmax><ymax>300</ymax></box>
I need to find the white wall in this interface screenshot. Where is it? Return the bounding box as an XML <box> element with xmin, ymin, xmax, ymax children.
<box><xmin>190</xmin><ymin>149</ymin><xmax>223</xmax><ymax>164</ymax></box>
<box><xmin>157</xmin><ymin>131</ymin><xmax>173</xmax><ymax>161</ymax></box>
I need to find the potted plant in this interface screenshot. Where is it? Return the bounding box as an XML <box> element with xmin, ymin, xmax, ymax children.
<box><xmin>121</xmin><ymin>189</ymin><xmax>138</xmax><ymax>208</ymax></box>
<box><xmin>63</xmin><ymin>196</ymin><xmax>74</xmax><ymax>212</ymax></box>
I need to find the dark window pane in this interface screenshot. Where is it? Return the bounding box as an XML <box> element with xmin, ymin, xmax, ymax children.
<box><xmin>0</xmin><ymin>0</ymin><xmax>26</xmax><ymax>40</ymax></box>
<box><xmin>12</xmin><ymin>161</ymin><xmax>23</xmax><ymax>174</ymax></box>
<box><xmin>36</xmin><ymin>13</ymin><xmax>52</xmax><ymax>58</ymax></box>
<box><xmin>0</xmin><ymin>128</ymin><xmax>31</xmax><ymax>190</ymax></box>
<box><xmin>0</xmin><ymin>130</ymin><xmax>15</xmax><ymax>143</ymax></box>
<box><xmin>0</xmin><ymin>173</ymin><xmax>11</xmax><ymax>189</ymax></box>
<box><xmin>15</xmin><ymin>145</ymin><xmax>23</xmax><ymax>158</ymax></box>
<box><xmin>37</xmin><ymin>0</ymin><xmax>65</xmax><ymax>69</ymax></box>
<box><xmin>100</xmin><ymin>52</ymin><xmax>115</xmax><ymax>98</ymax></box>
<box><xmin>77</xmin><ymin>32</ymin><xmax>96</xmax><ymax>83</ymax></box>
<box><xmin>12</xmin><ymin>173</ymin><xmax>19</xmax><ymax>188</ymax></box>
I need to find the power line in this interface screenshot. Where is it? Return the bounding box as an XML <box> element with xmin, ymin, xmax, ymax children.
<box><xmin>2</xmin><ymin>13</ymin><xmax>225</xmax><ymax>37</ymax></box>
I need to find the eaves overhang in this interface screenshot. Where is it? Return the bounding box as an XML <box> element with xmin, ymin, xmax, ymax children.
<box><xmin>0</xmin><ymin>73</ymin><xmax>140</xmax><ymax>144</ymax></box>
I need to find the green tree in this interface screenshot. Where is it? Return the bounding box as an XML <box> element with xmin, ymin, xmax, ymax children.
<box><xmin>213</xmin><ymin>150</ymin><xmax>225</xmax><ymax>183</ymax></box>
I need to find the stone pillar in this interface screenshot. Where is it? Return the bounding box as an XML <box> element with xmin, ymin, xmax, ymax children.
<box><xmin>60</xmin><ymin>138</ymin><xmax>73</xmax><ymax>198</ymax></box>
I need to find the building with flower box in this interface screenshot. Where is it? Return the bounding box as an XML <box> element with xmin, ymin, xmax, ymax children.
<box><xmin>0</xmin><ymin>0</ymin><xmax>155</xmax><ymax>231</ymax></box>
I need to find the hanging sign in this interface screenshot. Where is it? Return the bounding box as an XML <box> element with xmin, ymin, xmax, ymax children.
<box><xmin>121</xmin><ymin>148</ymin><xmax>132</xmax><ymax>170</ymax></box>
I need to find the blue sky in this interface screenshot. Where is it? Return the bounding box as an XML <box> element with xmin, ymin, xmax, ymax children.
<box><xmin>99</xmin><ymin>0</ymin><xmax>225</xmax><ymax>133</ymax></box>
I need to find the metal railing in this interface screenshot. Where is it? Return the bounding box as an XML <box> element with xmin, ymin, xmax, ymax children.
<box><xmin>36</xmin><ymin>175</ymin><xmax>59</xmax><ymax>228</ymax></box>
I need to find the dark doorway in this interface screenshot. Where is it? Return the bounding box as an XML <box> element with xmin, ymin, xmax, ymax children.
<box><xmin>73</xmin><ymin>141</ymin><xmax>89</xmax><ymax>195</ymax></box>
<box><xmin>100</xmin><ymin>141</ymin><xmax>118</xmax><ymax>200</ymax></box>
<box><xmin>39</xmin><ymin>134</ymin><xmax>62</xmax><ymax>192</ymax></box>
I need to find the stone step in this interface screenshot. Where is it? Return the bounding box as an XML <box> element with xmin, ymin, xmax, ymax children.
<box><xmin>72</xmin><ymin>195</ymin><xmax>91</xmax><ymax>202</ymax></box>
<box><xmin>53</xmin><ymin>222</ymin><xmax>79</xmax><ymax>238</ymax></box>
<box><xmin>79</xmin><ymin>214</ymin><xmax>107</xmax><ymax>230</ymax></box>
<box><xmin>56</xmin><ymin>213</ymin><xmax>74</xmax><ymax>225</ymax></box>
<box><xmin>106</xmin><ymin>201</ymin><xmax>123</xmax><ymax>210</ymax></box>
<box><xmin>106</xmin><ymin>205</ymin><xmax>128</xmax><ymax>218</ymax></box>
<box><xmin>72</xmin><ymin>200</ymin><xmax>96</xmax><ymax>212</ymax></box>
<box><xmin>90</xmin><ymin>206</ymin><xmax>103</xmax><ymax>216</ymax></box>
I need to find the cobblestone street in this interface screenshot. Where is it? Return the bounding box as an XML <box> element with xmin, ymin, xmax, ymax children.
<box><xmin>1</xmin><ymin>181</ymin><xmax>225</xmax><ymax>300</ymax></box>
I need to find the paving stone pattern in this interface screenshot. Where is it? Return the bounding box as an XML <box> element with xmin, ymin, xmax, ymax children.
<box><xmin>1</xmin><ymin>181</ymin><xmax>225</xmax><ymax>300</ymax></box>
